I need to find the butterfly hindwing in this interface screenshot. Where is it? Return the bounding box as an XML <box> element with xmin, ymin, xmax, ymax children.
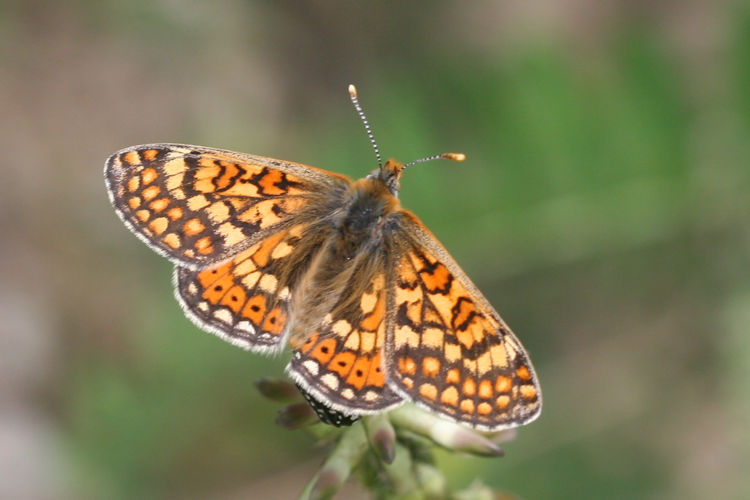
<box><xmin>385</xmin><ymin>212</ymin><xmax>542</xmax><ymax>431</ymax></box>
<box><xmin>288</xmin><ymin>261</ymin><xmax>403</xmax><ymax>415</ymax></box>
<box><xmin>175</xmin><ymin>222</ymin><xmax>332</xmax><ymax>352</ymax></box>
<box><xmin>105</xmin><ymin>143</ymin><xmax>350</xmax><ymax>269</ymax></box>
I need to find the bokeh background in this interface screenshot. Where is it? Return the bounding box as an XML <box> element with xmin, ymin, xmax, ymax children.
<box><xmin>2</xmin><ymin>1</ymin><xmax>749</xmax><ymax>498</ymax></box>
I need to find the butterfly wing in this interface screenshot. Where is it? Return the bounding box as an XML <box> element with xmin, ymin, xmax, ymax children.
<box><xmin>106</xmin><ymin>144</ymin><xmax>351</xmax><ymax>352</ymax></box>
<box><xmin>105</xmin><ymin>144</ymin><xmax>350</xmax><ymax>269</ymax></box>
<box><xmin>385</xmin><ymin>211</ymin><xmax>542</xmax><ymax>431</ymax></box>
<box><xmin>287</xmin><ymin>249</ymin><xmax>403</xmax><ymax>415</ymax></box>
<box><xmin>175</xmin><ymin>221</ymin><xmax>332</xmax><ymax>352</ymax></box>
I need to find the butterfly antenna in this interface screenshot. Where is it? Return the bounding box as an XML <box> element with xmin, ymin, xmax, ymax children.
<box><xmin>404</xmin><ymin>152</ymin><xmax>466</xmax><ymax>169</ymax></box>
<box><xmin>348</xmin><ymin>84</ymin><xmax>383</xmax><ymax>168</ymax></box>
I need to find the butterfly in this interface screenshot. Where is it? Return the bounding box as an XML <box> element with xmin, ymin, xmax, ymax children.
<box><xmin>104</xmin><ymin>85</ymin><xmax>541</xmax><ymax>431</ymax></box>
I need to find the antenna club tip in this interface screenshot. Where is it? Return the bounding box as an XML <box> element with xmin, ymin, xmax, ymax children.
<box><xmin>443</xmin><ymin>152</ymin><xmax>466</xmax><ymax>162</ymax></box>
<box><xmin>348</xmin><ymin>84</ymin><xmax>358</xmax><ymax>98</ymax></box>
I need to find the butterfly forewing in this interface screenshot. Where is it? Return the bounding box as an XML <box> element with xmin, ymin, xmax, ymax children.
<box><xmin>105</xmin><ymin>144</ymin><xmax>349</xmax><ymax>269</ymax></box>
<box><xmin>385</xmin><ymin>212</ymin><xmax>542</xmax><ymax>431</ymax></box>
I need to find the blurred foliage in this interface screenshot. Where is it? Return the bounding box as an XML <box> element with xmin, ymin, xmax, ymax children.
<box><xmin>2</xmin><ymin>1</ymin><xmax>750</xmax><ymax>499</ymax></box>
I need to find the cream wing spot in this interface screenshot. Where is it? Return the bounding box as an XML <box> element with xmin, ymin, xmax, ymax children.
<box><xmin>360</xmin><ymin>290</ymin><xmax>378</xmax><ymax>314</ymax></box>
<box><xmin>165</xmin><ymin>172</ymin><xmax>185</xmax><ymax>192</ymax></box>
<box><xmin>332</xmin><ymin>319</ymin><xmax>352</xmax><ymax>337</ymax></box>
<box><xmin>207</xmin><ymin>201</ymin><xmax>230</xmax><ymax>222</ymax></box>
<box><xmin>271</xmin><ymin>241</ymin><xmax>294</xmax><ymax>259</ymax></box>
<box><xmin>320</xmin><ymin>373</ymin><xmax>340</xmax><ymax>391</ymax></box>
<box><xmin>490</xmin><ymin>344</ymin><xmax>508</xmax><ymax>368</ymax></box>
<box><xmin>236</xmin><ymin>321</ymin><xmax>255</xmax><ymax>334</ymax></box>
<box><xmin>218</xmin><ymin>222</ymin><xmax>246</xmax><ymax>247</ymax></box>
<box><xmin>445</xmin><ymin>343</ymin><xmax>461</xmax><ymax>362</ymax></box>
<box><xmin>395</xmin><ymin>325</ymin><xmax>419</xmax><ymax>348</ymax></box>
<box><xmin>360</xmin><ymin>331</ymin><xmax>376</xmax><ymax>352</ymax></box>
<box><xmin>259</xmin><ymin>274</ymin><xmax>278</xmax><ymax>293</ymax></box>
<box><xmin>213</xmin><ymin>308</ymin><xmax>233</xmax><ymax>324</ymax></box>
<box><xmin>163</xmin><ymin>157</ymin><xmax>186</xmax><ymax>176</ymax></box>
<box><xmin>187</xmin><ymin>195</ymin><xmax>210</xmax><ymax>211</ymax></box>
<box><xmin>343</xmin><ymin>331</ymin><xmax>360</xmax><ymax>350</ymax></box>
<box><xmin>242</xmin><ymin>271</ymin><xmax>261</xmax><ymax>289</ymax></box>
<box><xmin>302</xmin><ymin>360</ymin><xmax>320</xmax><ymax>376</ymax></box>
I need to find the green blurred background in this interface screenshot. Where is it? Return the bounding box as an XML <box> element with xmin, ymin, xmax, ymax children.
<box><xmin>2</xmin><ymin>1</ymin><xmax>749</xmax><ymax>498</ymax></box>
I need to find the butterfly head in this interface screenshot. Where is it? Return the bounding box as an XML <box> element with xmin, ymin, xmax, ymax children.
<box><xmin>349</xmin><ymin>84</ymin><xmax>466</xmax><ymax>196</ymax></box>
<box><xmin>368</xmin><ymin>154</ymin><xmax>466</xmax><ymax>197</ymax></box>
<box><xmin>368</xmin><ymin>158</ymin><xmax>405</xmax><ymax>195</ymax></box>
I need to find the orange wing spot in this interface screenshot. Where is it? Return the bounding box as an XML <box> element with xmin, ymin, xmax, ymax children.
<box><xmin>219</xmin><ymin>285</ymin><xmax>247</xmax><ymax>313</ymax></box>
<box><xmin>419</xmin><ymin>262</ymin><xmax>451</xmax><ymax>293</ymax></box>
<box><xmin>257</xmin><ymin>169</ymin><xmax>286</xmax><ymax>196</ymax></box>
<box><xmin>496</xmin><ymin>395</ymin><xmax>510</xmax><ymax>410</ymax></box>
<box><xmin>452</xmin><ymin>298</ymin><xmax>477</xmax><ymax>331</ymax></box>
<box><xmin>478</xmin><ymin>380</ymin><xmax>493</xmax><ymax>399</ymax></box>
<box><xmin>167</xmin><ymin>206</ymin><xmax>184</xmax><ymax>221</ymax></box>
<box><xmin>328</xmin><ymin>352</ymin><xmax>356</xmax><ymax>377</ymax></box>
<box><xmin>359</xmin><ymin>293</ymin><xmax>385</xmax><ymax>331</ymax></box>
<box><xmin>142</xmin><ymin>185</ymin><xmax>161</xmax><ymax>201</ymax></box>
<box><xmin>365</xmin><ymin>351</ymin><xmax>386</xmax><ymax>387</ymax></box>
<box><xmin>123</xmin><ymin>151</ymin><xmax>140</xmax><ymax>166</ymax></box>
<box><xmin>402</xmin><ymin>377</ymin><xmax>414</xmax><ymax>389</ymax></box>
<box><xmin>141</xmin><ymin>167</ymin><xmax>158</xmax><ymax>185</ymax></box>
<box><xmin>162</xmin><ymin>233</ymin><xmax>181</xmax><ymax>249</ymax></box>
<box><xmin>202</xmin><ymin>274</ymin><xmax>236</xmax><ymax>304</ymax></box>
<box><xmin>128</xmin><ymin>197</ymin><xmax>141</xmax><ymax>209</ymax></box>
<box><xmin>516</xmin><ymin>365</ymin><xmax>532</xmax><ymax>381</ymax></box>
<box><xmin>345</xmin><ymin>357</ymin><xmax>372</xmax><ymax>390</ymax></box>
<box><xmin>310</xmin><ymin>338</ymin><xmax>337</xmax><ymax>364</ymax></box>
<box><xmin>261</xmin><ymin>307</ymin><xmax>286</xmax><ymax>335</ymax></box>
<box><xmin>214</xmin><ymin>161</ymin><xmax>241</xmax><ymax>190</ymax></box>
<box><xmin>459</xmin><ymin>399</ymin><xmax>475</xmax><ymax>414</ymax></box>
<box><xmin>148</xmin><ymin>217</ymin><xmax>168</xmax><ymax>235</ymax></box>
<box><xmin>398</xmin><ymin>356</ymin><xmax>417</xmax><ymax>376</ymax></box>
<box><xmin>445</xmin><ymin>368</ymin><xmax>460</xmax><ymax>384</ymax></box>
<box><xmin>241</xmin><ymin>293</ymin><xmax>267</xmax><ymax>324</ymax></box>
<box><xmin>149</xmin><ymin>198</ymin><xmax>170</xmax><ymax>212</ymax></box>
<box><xmin>495</xmin><ymin>376</ymin><xmax>512</xmax><ymax>393</ymax></box>
<box><xmin>440</xmin><ymin>386</ymin><xmax>459</xmax><ymax>406</ymax></box>
<box><xmin>183</xmin><ymin>218</ymin><xmax>206</xmax><ymax>236</ymax></box>
<box><xmin>142</xmin><ymin>149</ymin><xmax>159</xmax><ymax>161</ymax></box>
<box><xmin>462</xmin><ymin>377</ymin><xmax>476</xmax><ymax>396</ymax></box>
<box><xmin>520</xmin><ymin>385</ymin><xmax>537</xmax><ymax>400</ymax></box>
<box><xmin>298</xmin><ymin>333</ymin><xmax>319</xmax><ymax>353</ymax></box>
<box><xmin>197</xmin><ymin>261</ymin><xmax>232</xmax><ymax>287</ymax></box>
<box><xmin>251</xmin><ymin>231</ymin><xmax>287</xmax><ymax>268</ymax></box>
<box><xmin>127</xmin><ymin>176</ymin><xmax>140</xmax><ymax>194</ymax></box>
<box><xmin>422</xmin><ymin>357</ymin><xmax>441</xmax><ymax>378</ymax></box>
<box><xmin>135</xmin><ymin>209</ymin><xmax>150</xmax><ymax>222</ymax></box>
<box><xmin>456</xmin><ymin>329</ymin><xmax>475</xmax><ymax>349</ymax></box>
<box><xmin>419</xmin><ymin>383</ymin><xmax>438</xmax><ymax>401</ymax></box>
<box><xmin>194</xmin><ymin>236</ymin><xmax>214</xmax><ymax>255</ymax></box>
<box><xmin>477</xmin><ymin>402</ymin><xmax>493</xmax><ymax>416</ymax></box>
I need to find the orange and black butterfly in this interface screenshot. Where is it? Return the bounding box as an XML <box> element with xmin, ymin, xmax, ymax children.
<box><xmin>104</xmin><ymin>85</ymin><xmax>541</xmax><ymax>431</ymax></box>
